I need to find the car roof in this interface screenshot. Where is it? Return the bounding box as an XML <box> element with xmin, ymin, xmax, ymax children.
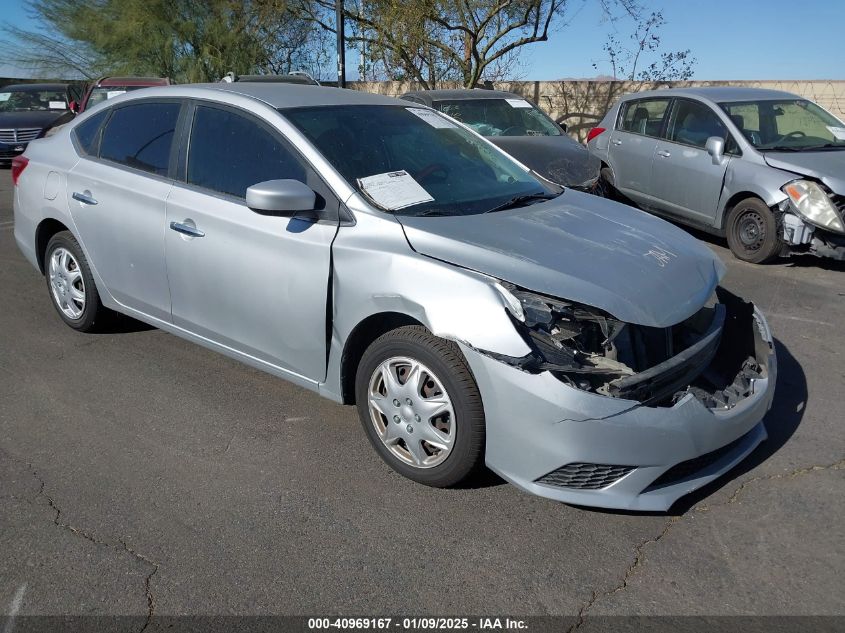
<box><xmin>149</xmin><ymin>82</ymin><xmax>407</xmax><ymax>109</ymax></box>
<box><xmin>1</xmin><ymin>83</ymin><xmax>70</xmax><ymax>91</ymax></box>
<box><xmin>96</xmin><ymin>77</ymin><xmax>170</xmax><ymax>87</ymax></box>
<box><xmin>401</xmin><ymin>88</ymin><xmax>522</xmax><ymax>103</ymax></box>
<box><xmin>623</xmin><ymin>86</ymin><xmax>800</xmax><ymax>103</ymax></box>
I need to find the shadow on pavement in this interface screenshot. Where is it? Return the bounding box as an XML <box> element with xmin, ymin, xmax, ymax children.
<box><xmin>571</xmin><ymin>337</ymin><xmax>805</xmax><ymax>517</ymax></box>
<box><xmin>670</xmin><ymin>337</ymin><xmax>806</xmax><ymax>514</ymax></box>
<box><xmin>93</xmin><ymin>312</ymin><xmax>156</xmax><ymax>334</ymax></box>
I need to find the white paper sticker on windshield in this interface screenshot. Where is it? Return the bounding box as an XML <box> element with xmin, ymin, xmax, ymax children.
<box><xmin>827</xmin><ymin>126</ymin><xmax>845</xmax><ymax>140</ymax></box>
<box><xmin>358</xmin><ymin>170</ymin><xmax>434</xmax><ymax>210</ymax></box>
<box><xmin>0</xmin><ymin>92</ymin><xmax>10</xmax><ymax>102</ymax></box>
<box><xmin>48</xmin><ymin>101</ymin><xmax>66</xmax><ymax>109</ymax></box>
<box><xmin>106</xmin><ymin>90</ymin><xmax>127</xmax><ymax>99</ymax></box>
<box><xmin>505</xmin><ymin>98</ymin><xmax>532</xmax><ymax>108</ymax></box>
<box><xmin>407</xmin><ymin>107</ymin><xmax>456</xmax><ymax>129</ymax></box>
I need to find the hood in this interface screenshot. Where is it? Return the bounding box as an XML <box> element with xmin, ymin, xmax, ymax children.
<box><xmin>763</xmin><ymin>150</ymin><xmax>845</xmax><ymax>193</ymax></box>
<box><xmin>488</xmin><ymin>135</ymin><xmax>600</xmax><ymax>187</ymax></box>
<box><xmin>398</xmin><ymin>190</ymin><xmax>725</xmax><ymax>328</ymax></box>
<box><xmin>0</xmin><ymin>110</ymin><xmax>68</xmax><ymax>131</ymax></box>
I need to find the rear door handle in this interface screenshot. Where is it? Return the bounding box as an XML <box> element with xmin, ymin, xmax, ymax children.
<box><xmin>169</xmin><ymin>221</ymin><xmax>205</xmax><ymax>238</ymax></box>
<box><xmin>611</xmin><ymin>139</ymin><xmax>623</xmax><ymax>146</ymax></box>
<box><xmin>72</xmin><ymin>191</ymin><xmax>98</xmax><ymax>205</ymax></box>
<box><xmin>657</xmin><ymin>150</ymin><xmax>671</xmax><ymax>157</ymax></box>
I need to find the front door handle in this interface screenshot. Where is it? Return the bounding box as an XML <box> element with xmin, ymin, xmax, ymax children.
<box><xmin>169</xmin><ymin>221</ymin><xmax>205</xmax><ymax>238</ymax></box>
<box><xmin>611</xmin><ymin>139</ymin><xmax>623</xmax><ymax>146</ymax></box>
<box><xmin>72</xmin><ymin>191</ymin><xmax>98</xmax><ymax>205</ymax></box>
<box><xmin>657</xmin><ymin>149</ymin><xmax>671</xmax><ymax>157</ymax></box>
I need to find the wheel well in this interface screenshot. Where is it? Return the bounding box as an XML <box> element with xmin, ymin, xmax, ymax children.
<box><xmin>340</xmin><ymin>312</ymin><xmax>425</xmax><ymax>405</ymax></box>
<box><xmin>720</xmin><ymin>192</ymin><xmax>768</xmax><ymax>230</ymax></box>
<box><xmin>35</xmin><ymin>218</ymin><xmax>70</xmax><ymax>274</ymax></box>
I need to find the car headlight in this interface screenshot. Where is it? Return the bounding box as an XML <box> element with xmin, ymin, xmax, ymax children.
<box><xmin>782</xmin><ymin>180</ymin><xmax>845</xmax><ymax>233</ymax></box>
<box><xmin>492</xmin><ymin>281</ymin><xmax>631</xmax><ymax>383</ymax></box>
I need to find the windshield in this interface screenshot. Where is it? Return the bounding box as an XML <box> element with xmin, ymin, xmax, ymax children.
<box><xmin>283</xmin><ymin>105</ymin><xmax>551</xmax><ymax>217</ymax></box>
<box><xmin>432</xmin><ymin>98</ymin><xmax>562</xmax><ymax>137</ymax></box>
<box><xmin>0</xmin><ymin>89</ymin><xmax>68</xmax><ymax>112</ymax></box>
<box><xmin>86</xmin><ymin>85</ymin><xmax>148</xmax><ymax>108</ymax></box>
<box><xmin>719</xmin><ymin>99</ymin><xmax>845</xmax><ymax>151</ymax></box>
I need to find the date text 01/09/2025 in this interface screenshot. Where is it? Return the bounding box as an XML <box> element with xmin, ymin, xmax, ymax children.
<box><xmin>307</xmin><ymin>617</ymin><xmax>529</xmax><ymax>630</ymax></box>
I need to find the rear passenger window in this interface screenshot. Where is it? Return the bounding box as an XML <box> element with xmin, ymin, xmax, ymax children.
<box><xmin>99</xmin><ymin>102</ymin><xmax>180</xmax><ymax>176</ymax></box>
<box><xmin>619</xmin><ymin>99</ymin><xmax>670</xmax><ymax>137</ymax></box>
<box><xmin>187</xmin><ymin>105</ymin><xmax>306</xmax><ymax>199</ymax></box>
<box><xmin>73</xmin><ymin>110</ymin><xmax>108</xmax><ymax>156</ymax></box>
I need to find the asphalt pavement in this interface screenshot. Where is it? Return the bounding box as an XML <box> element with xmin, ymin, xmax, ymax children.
<box><xmin>0</xmin><ymin>169</ymin><xmax>842</xmax><ymax>627</ymax></box>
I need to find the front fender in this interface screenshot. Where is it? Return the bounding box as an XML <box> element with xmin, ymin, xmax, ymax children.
<box><xmin>717</xmin><ymin>160</ymin><xmax>795</xmax><ymax>229</ymax></box>
<box><xmin>320</xmin><ymin>209</ymin><xmax>530</xmax><ymax>402</ymax></box>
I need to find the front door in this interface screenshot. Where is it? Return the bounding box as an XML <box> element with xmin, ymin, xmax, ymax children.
<box><xmin>165</xmin><ymin>103</ymin><xmax>338</xmax><ymax>381</ymax></box>
<box><xmin>650</xmin><ymin>98</ymin><xmax>734</xmax><ymax>224</ymax></box>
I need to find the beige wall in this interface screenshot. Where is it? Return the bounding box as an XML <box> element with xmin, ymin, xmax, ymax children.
<box><xmin>349</xmin><ymin>80</ymin><xmax>845</xmax><ymax>142</ymax></box>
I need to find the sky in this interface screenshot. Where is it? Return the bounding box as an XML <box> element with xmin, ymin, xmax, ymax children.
<box><xmin>1</xmin><ymin>0</ymin><xmax>844</xmax><ymax>81</ymax></box>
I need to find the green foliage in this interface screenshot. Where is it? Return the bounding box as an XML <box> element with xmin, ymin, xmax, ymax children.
<box><xmin>300</xmin><ymin>0</ymin><xmax>570</xmax><ymax>88</ymax></box>
<box><xmin>1</xmin><ymin>0</ymin><xmax>330</xmax><ymax>82</ymax></box>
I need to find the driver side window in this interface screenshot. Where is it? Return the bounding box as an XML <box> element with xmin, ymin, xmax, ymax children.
<box><xmin>187</xmin><ymin>105</ymin><xmax>306</xmax><ymax>199</ymax></box>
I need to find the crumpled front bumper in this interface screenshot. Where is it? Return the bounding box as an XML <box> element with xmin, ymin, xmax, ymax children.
<box><xmin>460</xmin><ymin>307</ymin><xmax>776</xmax><ymax>511</ymax></box>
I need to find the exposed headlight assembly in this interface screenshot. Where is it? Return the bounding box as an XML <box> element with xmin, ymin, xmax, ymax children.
<box><xmin>782</xmin><ymin>180</ymin><xmax>845</xmax><ymax>233</ymax></box>
<box><xmin>492</xmin><ymin>282</ymin><xmax>633</xmax><ymax>385</ymax></box>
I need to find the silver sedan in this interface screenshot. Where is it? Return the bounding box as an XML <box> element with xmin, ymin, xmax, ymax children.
<box><xmin>12</xmin><ymin>83</ymin><xmax>776</xmax><ymax>510</ymax></box>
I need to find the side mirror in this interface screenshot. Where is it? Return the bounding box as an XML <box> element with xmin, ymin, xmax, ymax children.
<box><xmin>68</xmin><ymin>100</ymin><xmax>78</xmax><ymax>113</ymax></box>
<box><xmin>246</xmin><ymin>179</ymin><xmax>316</xmax><ymax>215</ymax></box>
<box><xmin>705</xmin><ymin>136</ymin><xmax>726</xmax><ymax>165</ymax></box>
<box><xmin>559</xmin><ymin>122</ymin><xmax>568</xmax><ymax>133</ymax></box>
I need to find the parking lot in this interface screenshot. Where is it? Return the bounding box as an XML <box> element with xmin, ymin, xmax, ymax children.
<box><xmin>0</xmin><ymin>166</ymin><xmax>842</xmax><ymax>624</ymax></box>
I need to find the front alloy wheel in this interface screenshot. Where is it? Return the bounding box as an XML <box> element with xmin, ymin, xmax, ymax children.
<box><xmin>355</xmin><ymin>326</ymin><xmax>485</xmax><ymax>487</ymax></box>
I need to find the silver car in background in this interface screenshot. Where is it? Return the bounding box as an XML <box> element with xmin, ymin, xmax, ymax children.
<box><xmin>13</xmin><ymin>83</ymin><xmax>776</xmax><ymax>511</ymax></box>
<box><xmin>587</xmin><ymin>87</ymin><xmax>845</xmax><ymax>263</ymax></box>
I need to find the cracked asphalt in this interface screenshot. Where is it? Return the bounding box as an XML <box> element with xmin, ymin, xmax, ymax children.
<box><xmin>0</xmin><ymin>169</ymin><xmax>843</xmax><ymax>624</ymax></box>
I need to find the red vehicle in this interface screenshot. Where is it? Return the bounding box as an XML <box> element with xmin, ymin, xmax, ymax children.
<box><xmin>72</xmin><ymin>76</ymin><xmax>171</xmax><ymax>113</ymax></box>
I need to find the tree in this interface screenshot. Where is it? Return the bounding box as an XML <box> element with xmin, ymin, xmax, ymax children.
<box><xmin>1</xmin><ymin>0</ymin><xmax>331</xmax><ymax>82</ymax></box>
<box><xmin>592</xmin><ymin>9</ymin><xmax>695</xmax><ymax>81</ymax></box>
<box><xmin>297</xmin><ymin>0</ymin><xmax>574</xmax><ymax>89</ymax></box>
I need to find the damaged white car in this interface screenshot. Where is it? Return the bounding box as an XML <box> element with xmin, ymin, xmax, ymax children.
<box><xmin>13</xmin><ymin>83</ymin><xmax>776</xmax><ymax>510</ymax></box>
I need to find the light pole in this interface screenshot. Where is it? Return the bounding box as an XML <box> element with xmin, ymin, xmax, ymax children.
<box><xmin>336</xmin><ymin>0</ymin><xmax>346</xmax><ymax>88</ymax></box>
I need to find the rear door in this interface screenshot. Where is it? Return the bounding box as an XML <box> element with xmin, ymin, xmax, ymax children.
<box><xmin>651</xmin><ymin>98</ymin><xmax>736</xmax><ymax>225</ymax></box>
<box><xmin>164</xmin><ymin>102</ymin><xmax>338</xmax><ymax>381</ymax></box>
<box><xmin>66</xmin><ymin>99</ymin><xmax>182</xmax><ymax>321</ymax></box>
<box><xmin>607</xmin><ymin>97</ymin><xmax>671</xmax><ymax>202</ymax></box>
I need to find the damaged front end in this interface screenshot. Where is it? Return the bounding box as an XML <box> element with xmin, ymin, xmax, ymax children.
<box><xmin>489</xmin><ymin>283</ymin><xmax>769</xmax><ymax>409</ymax></box>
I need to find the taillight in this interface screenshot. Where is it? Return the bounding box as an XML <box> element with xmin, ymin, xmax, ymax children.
<box><xmin>585</xmin><ymin>127</ymin><xmax>606</xmax><ymax>144</ymax></box>
<box><xmin>11</xmin><ymin>156</ymin><xmax>29</xmax><ymax>186</ymax></box>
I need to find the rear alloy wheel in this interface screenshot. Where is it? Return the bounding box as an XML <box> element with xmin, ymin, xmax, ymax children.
<box><xmin>355</xmin><ymin>326</ymin><xmax>485</xmax><ymax>487</ymax></box>
<box><xmin>44</xmin><ymin>231</ymin><xmax>109</xmax><ymax>332</ymax></box>
<box><xmin>726</xmin><ymin>198</ymin><xmax>782</xmax><ymax>264</ymax></box>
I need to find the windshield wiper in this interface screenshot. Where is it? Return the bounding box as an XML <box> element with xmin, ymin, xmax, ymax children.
<box><xmin>485</xmin><ymin>191</ymin><xmax>559</xmax><ymax>213</ymax></box>
<box><xmin>798</xmin><ymin>143</ymin><xmax>845</xmax><ymax>151</ymax></box>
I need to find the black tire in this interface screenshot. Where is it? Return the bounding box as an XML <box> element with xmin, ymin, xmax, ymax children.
<box><xmin>725</xmin><ymin>197</ymin><xmax>782</xmax><ymax>264</ymax></box>
<box><xmin>599</xmin><ymin>166</ymin><xmax>621</xmax><ymax>200</ymax></box>
<box><xmin>355</xmin><ymin>325</ymin><xmax>486</xmax><ymax>487</ymax></box>
<box><xmin>44</xmin><ymin>231</ymin><xmax>109</xmax><ymax>332</ymax></box>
